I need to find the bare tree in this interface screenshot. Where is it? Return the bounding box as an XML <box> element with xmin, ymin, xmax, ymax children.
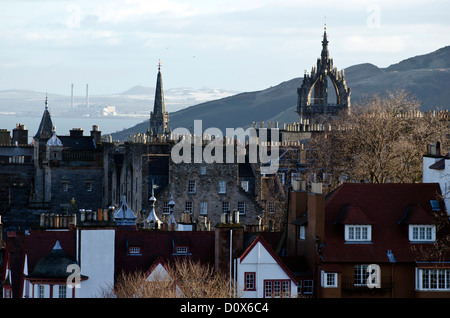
<box><xmin>101</xmin><ymin>258</ymin><xmax>238</xmax><ymax>298</ymax></box>
<box><xmin>308</xmin><ymin>90</ymin><xmax>449</xmax><ymax>192</ymax></box>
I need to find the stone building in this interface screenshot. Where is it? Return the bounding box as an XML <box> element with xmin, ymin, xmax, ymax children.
<box><xmin>297</xmin><ymin>26</ymin><xmax>351</xmax><ymax>125</ymax></box>
<box><xmin>30</xmin><ymin>98</ymin><xmax>106</xmax><ymax>214</ymax></box>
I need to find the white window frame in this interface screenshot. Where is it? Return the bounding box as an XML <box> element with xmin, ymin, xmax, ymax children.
<box><xmin>409</xmin><ymin>225</ymin><xmax>436</xmax><ymax>242</ymax></box>
<box><xmin>345</xmin><ymin>225</ymin><xmax>372</xmax><ymax>242</ymax></box>
<box><xmin>241</xmin><ymin>180</ymin><xmax>249</xmax><ymax>192</ymax></box>
<box><xmin>200</xmin><ymin>201</ymin><xmax>208</xmax><ymax>215</ymax></box>
<box><xmin>321</xmin><ymin>271</ymin><xmax>338</xmax><ymax>288</ymax></box>
<box><xmin>238</xmin><ymin>201</ymin><xmax>246</xmax><ymax>215</ymax></box>
<box><xmin>219</xmin><ymin>181</ymin><xmax>226</xmax><ymax>194</ymax></box>
<box><xmin>299</xmin><ymin>226</ymin><xmax>306</xmax><ymax>240</ymax></box>
<box><xmin>416</xmin><ymin>268</ymin><xmax>450</xmax><ymax>291</ymax></box>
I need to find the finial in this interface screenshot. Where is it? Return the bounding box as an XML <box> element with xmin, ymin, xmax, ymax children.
<box><xmin>45</xmin><ymin>93</ymin><xmax>48</xmax><ymax>110</ymax></box>
<box><xmin>324</xmin><ymin>16</ymin><xmax>327</xmax><ymax>31</ymax></box>
<box><xmin>158</xmin><ymin>59</ymin><xmax>161</xmax><ymax>71</ymax></box>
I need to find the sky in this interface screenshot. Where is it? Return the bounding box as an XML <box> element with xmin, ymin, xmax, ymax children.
<box><xmin>1</xmin><ymin>0</ymin><xmax>449</xmax><ymax>96</ymax></box>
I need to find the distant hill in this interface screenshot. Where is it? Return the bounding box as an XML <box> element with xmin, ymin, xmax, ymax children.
<box><xmin>110</xmin><ymin>45</ymin><xmax>450</xmax><ymax>141</ymax></box>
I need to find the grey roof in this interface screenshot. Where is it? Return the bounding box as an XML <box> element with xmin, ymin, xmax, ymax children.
<box><xmin>26</xmin><ymin>241</ymin><xmax>81</xmax><ymax>280</ymax></box>
<box><xmin>34</xmin><ymin>105</ymin><xmax>54</xmax><ymax>140</ymax></box>
<box><xmin>58</xmin><ymin>136</ymin><xmax>96</xmax><ymax>151</ymax></box>
<box><xmin>114</xmin><ymin>196</ymin><xmax>137</xmax><ymax>225</ymax></box>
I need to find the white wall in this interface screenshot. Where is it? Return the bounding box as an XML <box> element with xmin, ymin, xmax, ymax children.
<box><xmin>423</xmin><ymin>156</ymin><xmax>450</xmax><ymax>213</ymax></box>
<box><xmin>236</xmin><ymin>241</ymin><xmax>297</xmax><ymax>298</ymax></box>
<box><xmin>78</xmin><ymin>229</ymin><xmax>115</xmax><ymax>298</ymax></box>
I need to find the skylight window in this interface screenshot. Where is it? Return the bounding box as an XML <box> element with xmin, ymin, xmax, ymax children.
<box><xmin>430</xmin><ymin>200</ymin><xmax>440</xmax><ymax>211</ymax></box>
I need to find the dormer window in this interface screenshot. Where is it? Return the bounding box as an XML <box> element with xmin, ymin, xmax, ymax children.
<box><xmin>409</xmin><ymin>225</ymin><xmax>436</xmax><ymax>242</ymax></box>
<box><xmin>345</xmin><ymin>225</ymin><xmax>372</xmax><ymax>242</ymax></box>
<box><xmin>128</xmin><ymin>246</ymin><xmax>142</xmax><ymax>255</ymax></box>
<box><xmin>174</xmin><ymin>245</ymin><xmax>190</xmax><ymax>255</ymax></box>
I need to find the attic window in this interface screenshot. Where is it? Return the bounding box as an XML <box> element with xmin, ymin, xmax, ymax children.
<box><xmin>409</xmin><ymin>225</ymin><xmax>436</xmax><ymax>242</ymax></box>
<box><xmin>174</xmin><ymin>246</ymin><xmax>190</xmax><ymax>255</ymax></box>
<box><xmin>430</xmin><ymin>200</ymin><xmax>440</xmax><ymax>211</ymax></box>
<box><xmin>345</xmin><ymin>225</ymin><xmax>372</xmax><ymax>242</ymax></box>
<box><xmin>128</xmin><ymin>246</ymin><xmax>142</xmax><ymax>255</ymax></box>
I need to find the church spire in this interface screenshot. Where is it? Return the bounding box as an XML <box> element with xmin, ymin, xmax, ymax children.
<box><xmin>153</xmin><ymin>60</ymin><xmax>165</xmax><ymax>115</ymax></box>
<box><xmin>149</xmin><ymin>60</ymin><xmax>169</xmax><ymax>139</ymax></box>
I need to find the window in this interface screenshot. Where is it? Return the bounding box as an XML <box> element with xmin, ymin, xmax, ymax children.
<box><xmin>303</xmin><ymin>280</ymin><xmax>313</xmax><ymax>295</ymax></box>
<box><xmin>345</xmin><ymin>225</ymin><xmax>372</xmax><ymax>242</ymax></box>
<box><xmin>200</xmin><ymin>166</ymin><xmax>206</xmax><ymax>175</ymax></box>
<box><xmin>245</xmin><ymin>272</ymin><xmax>256</xmax><ymax>291</ymax></box>
<box><xmin>86</xmin><ymin>182</ymin><xmax>93</xmax><ymax>192</ymax></box>
<box><xmin>409</xmin><ymin>225</ymin><xmax>436</xmax><ymax>242</ymax></box>
<box><xmin>58</xmin><ymin>285</ymin><xmax>66</xmax><ymax>298</ymax></box>
<box><xmin>264</xmin><ymin>280</ymin><xmax>290</xmax><ymax>298</ymax></box>
<box><xmin>128</xmin><ymin>247</ymin><xmax>142</xmax><ymax>255</ymax></box>
<box><xmin>185</xmin><ymin>201</ymin><xmax>193</xmax><ymax>214</ymax></box>
<box><xmin>163</xmin><ymin>201</ymin><xmax>170</xmax><ymax>214</ymax></box>
<box><xmin>241</xmin><ymin>180</ymin><xmax>249</xmax><ymax>192</ymax></box>
<box><xmin>430</xmin><ymin>200</ymin><xmax>441</xmax><ymax>211</ymax></box>
<box><xmin>321</xmin><ymin>271</ymin><xmax>338</xmax><ymax>288</ymax></box>
<box><xmin>299</xmin><ymin>226</ymin><xmax>306</xmax><ymax>240</ymax></box>
<box><xmin>277</xmin><ymin>173</ymin><xmax>285</xmax><ymax>185</ymax></box>
<box><xmin>267</xmin><ymin>201</ymin><xmax>275</xmax><ymax>213</ymax></box>
<box><xmin>416</xmin><ymin>268</ymin><xmax>450</xmax><ymax>291</ymax></box>
<box><xmin>291</xmin><ymin>172</ymin><xmax>301</xmax><ymax>186</ymax></box>
<box><xmin>188</xmin><ymin>180</ymin><xmax>196</xmax><ymax>193</ymax></box>
<box><xmin>222</xmin><ymin>202</ymin><xmax>230</xmax><ymax>214</ymax></box>
<box><xmin>354</xmin><ymin>265</ymin><xmax>370</xmax><ymax>286</ymax></box>
<box><xmin>200</xmin><ymin>202</ymin><xmax>208</xmax><ymax>215</ymax></box>
<box><xmin>39</xmin><ymin>285</ymin><xmax>45</xmax><ymax>298</ymax></box>
<box><xmin>219</xmin><ymin>181</ymin><xmax>226</xmax><ymax>194</ymax></box>
<box><xmin>175</xmin><ymin>246</ymin><xmax>189</xmax><ymax>254</ymax></box>
<box><xmin>238</xmin><ymin>202</ymin><xmax>246</xmax><ymax>214</ymax></box>
<box><xmin>62</xmin><ymin>181</ymin><xmax>69</xmax><ymax>192</ymax></box>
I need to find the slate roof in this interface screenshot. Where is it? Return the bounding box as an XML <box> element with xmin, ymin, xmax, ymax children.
<box><xmin>34</xmin><ymin>108</ymin><xmax>54</xmax><ymax>140</ymax></box>
<box><xmin>322</xmin><ymin>183</ymin><xmax>446</xmax><ymax>263</ymax></box>
<box><xmin>26</xmin><ymin>241</ymin><xmax>84</xmax><ymax>280</ymax></box>
<box><xmin>58</xmin><ymin>136</ymin><xmax>96</xmax><ymax>151</ymax></box>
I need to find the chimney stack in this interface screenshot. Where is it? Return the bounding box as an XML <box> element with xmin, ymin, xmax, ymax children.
<box><xmin>214</xmin><ymin>211</ymin><xmax>244</xmax><ymax>273</ymax></box>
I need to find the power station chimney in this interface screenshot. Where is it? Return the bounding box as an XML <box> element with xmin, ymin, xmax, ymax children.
<box><xmin>71</xmin><ymin>83</ymin><xmax>74</xmax><ymax>110</ymax></box>
<box><xmin>86</xmin><ymin>84</ymin><xmax>89</xmax><ymax>109</ymax></box>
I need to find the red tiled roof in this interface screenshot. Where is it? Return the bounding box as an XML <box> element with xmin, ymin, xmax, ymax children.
<box><xmin>322</xmin><ymin>183</ymin><xmax>444</xmax><ymax>263</ymax></box>
<box><xmin>114</xmin><ymin>230</ymin><xmax>215</xmax><ymax>277</ymax></box>
<box><xmin>334</xmin><ymin>205</ymin><xmax>374</xmax><ymax>225</ymax></box>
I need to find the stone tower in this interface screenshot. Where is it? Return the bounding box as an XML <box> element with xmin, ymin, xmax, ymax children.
<box><xmin>149</xmin><ymin>61</ymin><xmax>170</xmax><ymax>140</ymax></box>
<box><xmin>32</xmin><ymin>96</ymin><xmax>55</xmax><ymax>205</ymax></box>
<box><xmin>297</xmin><ymin>26</ymin><xmax>351</xmax><ymax>124</ymax></box>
